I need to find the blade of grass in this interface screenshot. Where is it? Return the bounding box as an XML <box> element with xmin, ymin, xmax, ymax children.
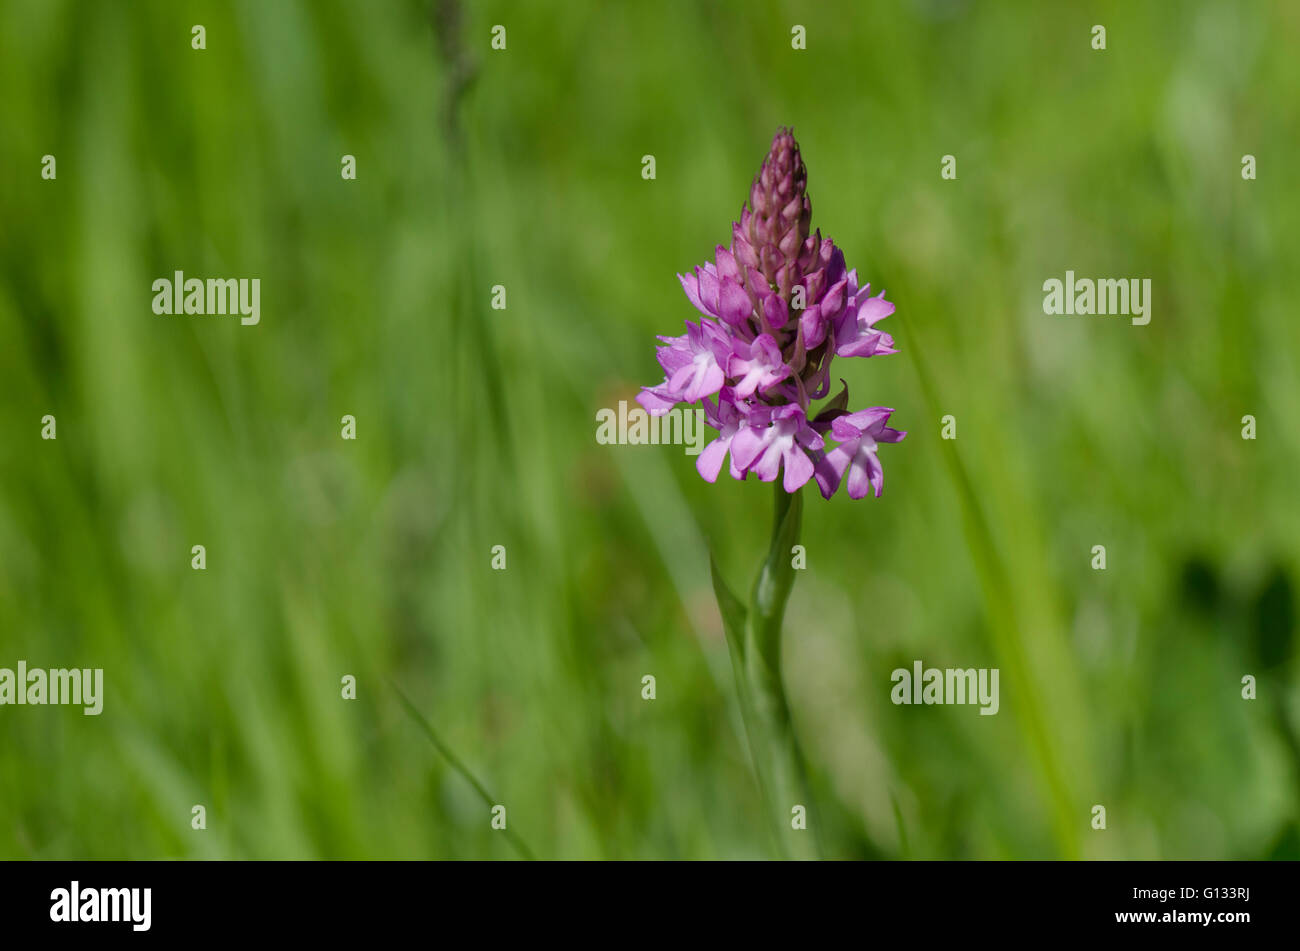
<box><xmin>392</xmin><ymin>681</ymin><xmax>537</xmax><ymax>861</ymax></box>
<box><xmin>899</xmin><ymin>318</ymin><xmax>1081</xmax><ymax>859</ymax></box>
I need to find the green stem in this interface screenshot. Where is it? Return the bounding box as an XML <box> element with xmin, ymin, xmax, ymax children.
<box><xmin>711</xmin><ymin>483</ymin><xmax>822</xmax><ymax>858</ymax></box>
<box><xmin>745</xmin><ymin>483</ymin><xmax>820</xmax><ymax>859</ymax></box>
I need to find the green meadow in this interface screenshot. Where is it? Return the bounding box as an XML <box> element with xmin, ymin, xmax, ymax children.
<box><xmin>0</xmin><ymin>0</ymin><xmax>1297</xmax><ymax>859</ymax></box>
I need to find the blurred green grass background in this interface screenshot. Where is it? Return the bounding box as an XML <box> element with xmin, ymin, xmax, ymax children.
<box><xmin>1</xmin><ymin>0</ymin><xmax>1298</xmax><ymax>859</ymax></box>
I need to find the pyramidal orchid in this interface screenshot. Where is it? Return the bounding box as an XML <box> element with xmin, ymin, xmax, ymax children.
<box><xmin>637</xmin><ymin>127</ymin><xmax>905</xmax><ymax>500</ymax></box>
<box><xmin>638</xmin><ymin>130</ymin><xmax>906</xmax><ymax>858</ymax></box>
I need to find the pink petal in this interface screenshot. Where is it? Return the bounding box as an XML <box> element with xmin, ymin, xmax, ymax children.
<box><xmin>678</xmin><ymin>272</ymin><xmax>705</xmax><ymax>315</ymax></box>
<box><xmin>696</xmin><ymin>437</ymin><xmax>729</xmax><ymax>482</ymax></box>
<box><xmin>697</xmin><ymin>266</ymin><xmax>720</xmax><ymax>316</ymax></box>
<box><xmin>719</xmin><ymin>277</ymin><xmax>751</xmax><ymax>325</ymax></box>
<box><xmin>729</xmin><ymin>427</ymin><xmax>766</xmax><ymax>471</ymax></box>
<box><xmin>846</xmin><ymin>458</ymin><xmax>872</xmax><ymax>499</ymax></box>
<box><xmin>782</xmin><ymin>446</ymin><xmax>814</xmax><ymax>492</ymax></box>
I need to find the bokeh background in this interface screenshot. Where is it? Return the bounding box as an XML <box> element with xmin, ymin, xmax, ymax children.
<box><xmin>1</xmin><ymin>0</ymin><xmax>1298</xmax><ymax>860</ymax></box>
